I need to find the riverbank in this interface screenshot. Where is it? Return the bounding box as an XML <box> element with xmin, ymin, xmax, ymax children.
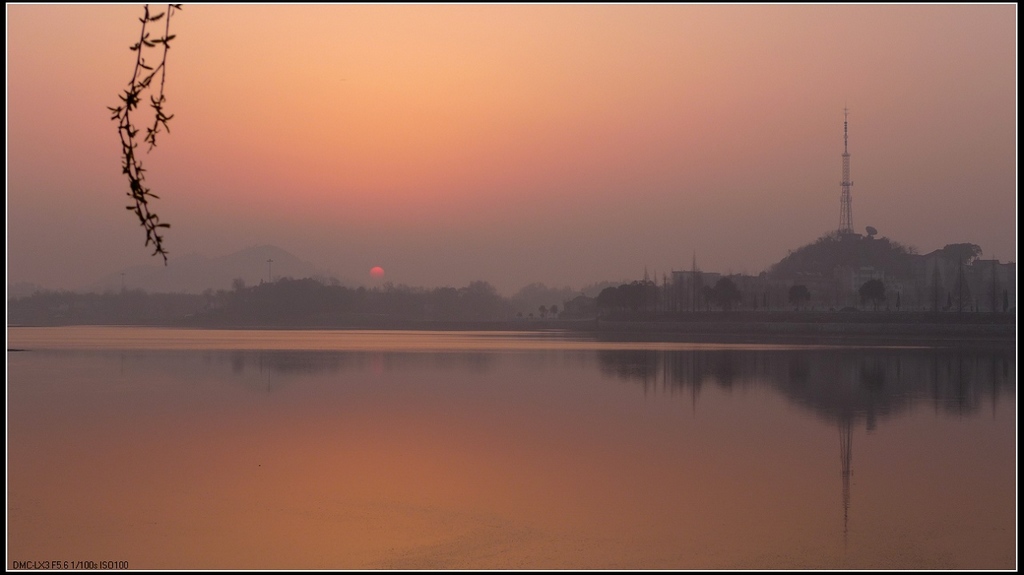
<box><xmin>362</xmin><ymin>318</ymin><xmax>1014</xmax><ymax>346</ymax></box>
<box><xmin>9</xmin><ymin>311</ymin><xmax>1015</xmax><ymax>347</ymax></box>
<box><xmin>575</xmin><ymin>319</ymin><xmax>1015</xmax><ymax>347</ymax></box>
<box><xmin>200</xmin><ymin>312</ymin><xmax>1016</xmax><ymax>347</ymax></box>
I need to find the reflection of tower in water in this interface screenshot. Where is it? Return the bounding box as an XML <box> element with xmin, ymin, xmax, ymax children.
<box><xmin>600</xmin><ymin>347</ymin><xmax>1013</xmax><ymax>552</ymax></box>
<box><xmin>839</xmin><ymin>417</ymin><xmax>853</xmax><ymax>544</ymax></box>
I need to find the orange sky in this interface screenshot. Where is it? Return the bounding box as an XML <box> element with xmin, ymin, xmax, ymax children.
<box><xmin>6</xmin><ymin>4</ymin><xmax>1017</xmax><ymax>294</ymax></box>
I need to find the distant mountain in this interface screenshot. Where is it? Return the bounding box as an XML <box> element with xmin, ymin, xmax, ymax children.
<box><xmin>86</xmin><ymin>245</ymin><xmax>346</xmax><ymax>294</ymax></box>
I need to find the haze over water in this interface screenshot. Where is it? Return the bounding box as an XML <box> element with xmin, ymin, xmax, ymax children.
<box><xmin>6</xmin><ymin>328</ymin><xmax>1016</xmax><ymax>569</ymax></box>
<box><xmin>6</xmin><ymin>4</ymin><xmax>1016</xmax><ymax>294</ymax></box>
<box><xmin>5</xmin><ymin>4</ymin><xmax>1017</xmax><ymax>570</ymax></box>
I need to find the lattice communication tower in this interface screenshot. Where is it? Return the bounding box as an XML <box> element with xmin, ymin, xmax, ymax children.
<box><xmin>839</xmin><ymin>108</ymin><xmax>853</xmax><ymax>234</ymax></box>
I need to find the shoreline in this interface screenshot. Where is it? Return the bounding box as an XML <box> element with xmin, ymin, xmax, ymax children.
<box><xmin>9</xmin><ymin>315</ymin><xmax>1016</xmax><ymax>348</ymax></box>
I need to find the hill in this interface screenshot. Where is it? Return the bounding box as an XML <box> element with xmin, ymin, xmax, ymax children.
<box><xmin>768</xmin><ymin>231</ymin><xmax>916</xmax><ymax>280</ymax></box>
<box><xmin>86</xmin><ymin>245</ymin><xmax>346</xmax><ymax>294</ymax></box>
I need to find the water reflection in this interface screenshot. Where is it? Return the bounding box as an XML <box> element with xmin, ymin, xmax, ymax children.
<box><xmin>9</xmin><ymin>340</ymin><xmax>1016</xmax><ymax>569</ymax></box>
<box><xmin>80</xmin><ymin>349</ymin><xmax>506</xmax><ymax>393</ymax></box>
<box><xmin>595</xmin><ymin>346</ymin><xmax>1015</xmax><ymax>545</ymax></box>
<box><xmin>73</xmin><ymin>346</ymin><xmax>1016</xmax><ymax>420</ymax></box>
<box><xmin>595</xmin><ymin>347</ymin><xmax>1015</xmax><ymax>421</ymax></box>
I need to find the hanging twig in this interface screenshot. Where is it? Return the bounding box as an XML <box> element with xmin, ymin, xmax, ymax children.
<box><xmin>108</xmin><ymin>4</ymin><xmax>182</xmax><ymax>263</ymax></box>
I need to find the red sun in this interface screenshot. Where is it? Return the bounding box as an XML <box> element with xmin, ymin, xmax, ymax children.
<box><xmin>370</xmin><ymin>266</ymin><xmax>385</xmax><ymax>279</ymax></box>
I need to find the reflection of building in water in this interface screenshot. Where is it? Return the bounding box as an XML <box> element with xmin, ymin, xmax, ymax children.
<box><xmin>597</xmin><ymin>347</ymin><xmax>1014</xmax><ymax>420</ymax></box>
<box><xmin>596</xmin><ymin>346</ymin><xmax>1015</xmax><ymax>542</ymax></box>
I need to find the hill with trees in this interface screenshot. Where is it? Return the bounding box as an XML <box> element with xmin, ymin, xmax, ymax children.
<box><xmin>768</xmin><ymin>231</ymin><xmax>917</xmax><ymax>280</ymax></box>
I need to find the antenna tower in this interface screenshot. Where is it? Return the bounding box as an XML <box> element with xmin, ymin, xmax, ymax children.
<box><xmin>839</xmin><ymin>108</ymin><xmax>853</xmax><ymax>234</ymax></box>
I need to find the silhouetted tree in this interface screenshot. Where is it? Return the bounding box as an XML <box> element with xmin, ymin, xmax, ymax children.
<box><xmin>458</xmin><ymin>280</ymin><xmax>509</xmax><ymax>320</ymax></box>
<box><xmin>930</xmin><ymin>267</ymin><xmax>942</xmax><ymax>312</ymax></box>
<box><xmin>620</xmin><ymin>282</ymin><xmax>646</xmax><ymax>312</ymax></box>
<box><xmin>940</xmin><ymin>243</ymin><xmax>982</xmax><ymax>265</ymax></box>
<box><xmin>562</xmin><ymin>295</ymin><xmax>596</xmax><ymax>319</ymax></box>
<box><xmin>859</xmin><ymin>279</ymin><xmax>886</xmax><ymax>311</ymax></box>
<box><xmin>595</xmin><ymin>281</ymin><xmax>659</xmax><ymax>315</ymax></box>
<box><xmin>788</xmin><ymin>284</ymin><xmax>811</xmax><ymax>311</ymax></box>
<box><xmin>952</xmin><ymin>259</ymin><xmax>971</xmax><ymax>313</ymax></box>
<box><xmin>640</xmin><ymin>279</ymin><xmax>660</xmax><ymax>312</ymax></box>
<box><xmin>701</xmin><ymin>285</ymin><xmax>715</xmax><ymax>311</ymax></box>
<box><xmin>710</xmin><ymin>277</ymin><xmax>742</xmax><ymax>311</ymax></box>
<box><xmin>596</xmin><ymin>286</ymin><xmax>622</xmax><ymax>314</ymax></box>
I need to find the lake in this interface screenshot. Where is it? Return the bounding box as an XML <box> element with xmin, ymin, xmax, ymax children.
<box><xmin>6</xmin><ymin>327</ymin><xmax>1016</xmax><ymax>569</ymax></box>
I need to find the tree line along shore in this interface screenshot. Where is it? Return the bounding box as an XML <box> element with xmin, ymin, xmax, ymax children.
<box><xmin>7</xmin><ymin>277</ymin><xmax>1013</xmax><ymax>347</ymax></box>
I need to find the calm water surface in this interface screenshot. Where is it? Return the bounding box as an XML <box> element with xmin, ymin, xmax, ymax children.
<box><xmin>6</xmin><ymin>327</ymin><xmax>1017</xmax><ymax>569</ymax></box>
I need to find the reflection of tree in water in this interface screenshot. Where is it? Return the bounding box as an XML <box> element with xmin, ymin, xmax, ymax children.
<box><xmin>220</xmin><ymin>350</ymin><xmax>499</xmax><ymax>392</ymax></box>
<box><xmin>596</xmin><ymin>345</ymin><xmax>1015</xmax><ymax>543</ymax></box>
<box><xmin>596</xmin><ymin>350</ymin><xmax>662</xmax><ymax>391</ymax></box>
<box><xmin>114</xmin><ymin>349</ymin><xmax>500</xmax><ymax>394</ymax></box>
<box><xmin>597</xmin><ymin>349</ymin><xmax>763</xmax><ymax>399</ymax></box>
<box><xmin>227</xmin><ymin>351</ymin><xmax>354</xmax><ymax>376</ymax></box>
<box><xmin>596</xmin><ymin>347</ymin><xmax>1015</xmax><ymax>423</ymax></box>
<box><xmin>710</xmin><ymin>350</ymin><xmax>739</xmax><ymax>388</ymax></box>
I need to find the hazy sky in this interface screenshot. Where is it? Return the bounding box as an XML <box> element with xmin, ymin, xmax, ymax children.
<box><xmin>6</xmin><ymin>4</ymin><xmax>1017</xmax><ymax>295</ymax></box>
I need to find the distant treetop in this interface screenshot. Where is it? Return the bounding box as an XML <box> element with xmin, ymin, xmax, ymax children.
<box><xmin>937</xmin><ymin>243</ymin><xmax>983</xmax><ymax>265</ymax></box>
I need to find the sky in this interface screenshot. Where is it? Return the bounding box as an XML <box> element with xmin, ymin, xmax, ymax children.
<box><xmin>6</xmin><ymin>4</ymin><xmax>1017</xmax><ymax>296</ymax></box>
